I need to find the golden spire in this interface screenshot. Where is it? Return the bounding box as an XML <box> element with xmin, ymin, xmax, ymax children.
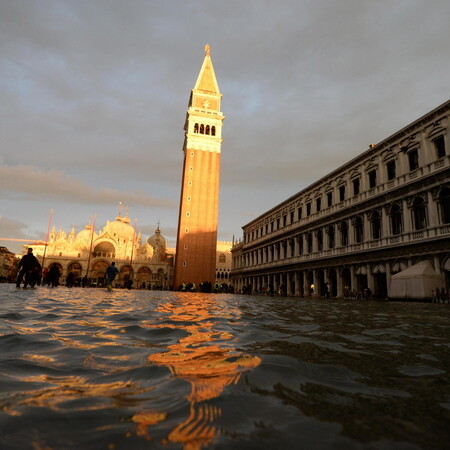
<box><xmin>205</xmin><ymin>43</ymin><xmax>211</xmax><ymax>55</ymax></box>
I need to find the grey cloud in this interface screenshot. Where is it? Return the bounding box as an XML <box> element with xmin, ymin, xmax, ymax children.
<box><xmin>0</xmin><ymin>163</ymin><xmax>175</xmax><ymax>208</ymax></box>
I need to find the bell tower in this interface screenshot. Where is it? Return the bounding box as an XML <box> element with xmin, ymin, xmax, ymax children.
<box><xmin>173</xmin><ymin>45</ymin><xmax>224</xmax><ymax>289</ymax></box>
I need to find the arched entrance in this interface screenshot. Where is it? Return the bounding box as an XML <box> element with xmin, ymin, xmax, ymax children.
<box><xmin>341</xmin><ymin>267</ymin><xmax>351</xmax><ymax>297</ymax></box>
<box><xmin>119</xmin><ymin>265</ymin><xmax>133</xmax><ymax>288</ymax></box>
<box><xmin>93</xmin><ymin>242</ymin><xmax>115</xmax><ymax>259</ymax></box>
<box><xmin>328</xmin><ymin>268</ymin><xmax>337</xmax><ymax>298</ymax></box>
<box><xmin>373</xmin><ymin>264</ymin><xmax>387</xmax><ymax>299</ymax></box>
<box><xmin>137</xmin><ymin>267</ymin><xmax>152</xmax><ymax>289</ymax></box>
<box><xmin>356</xmin><ymin>265</ymin><xmax>368</xmax><ymax>292</ymax></box>
<box><xmin>317</xmin><ymin>269</ymin><xmax>325</xmax><ymax>297</ymax></box>
<box><xmin>91</xmin><ymin>260</ymin><xmax>109</xmax><ymax>287</ymax></box>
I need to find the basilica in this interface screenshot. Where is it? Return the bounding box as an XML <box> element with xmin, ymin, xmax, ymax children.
<box><xmin>27</xmin><ymin>212</ymin><xmax>174</xmax><ymax>289</ymax></box>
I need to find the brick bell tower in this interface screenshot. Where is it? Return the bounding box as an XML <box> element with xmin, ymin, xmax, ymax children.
<box><xmin>173</xmin><ymin>44</ymin><xmax>224</xmax><ymax>289</ymax></box>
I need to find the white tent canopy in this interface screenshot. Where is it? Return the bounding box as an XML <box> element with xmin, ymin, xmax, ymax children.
<box><xmin>389</xmin><ymin>260</ymin><xmax>442</xmax><ymax>299</ymax></box>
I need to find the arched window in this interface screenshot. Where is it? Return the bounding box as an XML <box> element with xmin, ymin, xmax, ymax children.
<box><xmin>219</xmin><ymin>254</ymin><xmax>226</xmax><ymax>263</ymax></box>
<box><xmin>205</xmin><ymin>125</ymin><xmax>210</xmax><ymax>135</ymax></box>
<box><xmin>316</xmin><ymin>229</ymin><xmax>323</xmax><ymax>251</ymax></box>
<box><xmin>371</xmin><ymin>210</ymin><xmax>382</xmax><ymax>240</ymax></box>
<box><xmin>200</xmin><ymin>124</ymin><xmax>205</xmax><ymax>134</ymax></box>
<box><xmin>339</xmin><ymin>221</ymin><xmax>348</xmax><ymax>246</ymax></box>
<box><xmin>390</xmin><ymin>204</ymin><xmax>403</xmax><ymax>236</ymax></box>
<box><xmin>211</xmin><ymin>126</ymin><xmax>216</xmax><ymax>136</ymax></box>
<box><xmin>194</xmin><ymin>123</ymin><xmax>199</xmax><ymax>133</ymax></box>
<box><xmin>353</xmin><ymin>216</ymin><xmax>364</xmax><ymax>243</ymax></box>
<box><xmin>412</xmin><ymin>197</ymin><xmax>427</xmax><ymax>230</ymax></box>
<box><xmin>439</xmin><ymin>188</ymin><xmax>450</xmax><ymax>224</ymax></box>
<box><xmin>327</xmin><ymin>225</ymin><xmax>335</xmax><ymax>249</ymax></box>
<box><xmin>306</xmin><ymin>233</ymin><xmax>313</xmax><ymax>253</ymax></box>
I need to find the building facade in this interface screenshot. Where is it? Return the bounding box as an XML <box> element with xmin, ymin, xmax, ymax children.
<box><xmin>0</xmin><ymin>246</ymin><xmax>17</xmax><ymax>282</ymax></box>
<box><xmin>25</xmin><ymin>213</ymin><xmax>174</xmax><ymax>289</ymax></box>
<box><xmin>173</xmin><ymin>45</ymin><xmax>225</xmax><ymax>288</ymax></box>
<box><xmin>231</xmin><ymin>100</ymin><xmax>450</xmax><ymax>299</ymax></box>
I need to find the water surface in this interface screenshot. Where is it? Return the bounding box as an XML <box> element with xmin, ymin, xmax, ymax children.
<box><xmin>0</xmin><ymin>285</ymin><xmax>449</xmax><ymax>449</ymax></box>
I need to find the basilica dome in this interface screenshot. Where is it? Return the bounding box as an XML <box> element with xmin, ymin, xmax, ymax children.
<box><xmin>76</xmin><ymin>224</ymin><xmax>98</xmax><ymax>243</ymax></box>
<box><xmin>147</xmin><ymin>226</ymin><xmax>166</xmax><ymax>249</ymax></box>
<box><xmin>104</xmin><ymin>215</ymin><xmax>135</xmax><ymax>241</ymax></box>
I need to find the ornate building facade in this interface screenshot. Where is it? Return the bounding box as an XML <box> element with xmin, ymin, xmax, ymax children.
<box><xmin>25</xmin><ymin>213</ymin><xmax>174</xmax><ymax>289</ymax></box>
<box><xmin>231</xmin><ymin>100</ymin><xmax>450</xmax><ymax>299</ymax></box>
<box><xmin>174</xmin><ymin>45</ymin><xmax>225</xmax><ymax>288</ymax></box>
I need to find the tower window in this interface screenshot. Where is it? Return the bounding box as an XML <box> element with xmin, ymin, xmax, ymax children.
<box><xmin>182</xmin><ymin>262</ymin><xmax>186</xmax><ymax>266</ymax></box>
<box><xmin>200</xmin><ymin>124</ymin><xmax>205</xmax><ymax>134</ymax></box>
<box><xmin>211</xmin><ymin>126</ymin><xmax>216</xmax><ymax>136</ymax></box>
<box><xmin>190</xmin><ymin>152</ymin><xmax>194</xmax><ymax>157</ymax></box>
<box><xmin>188</xmin><ymin>181</ymin><xmax>192</xmax><ymax>186</ymax></box>
<box><xmin>189</xmin><ymin>166</ymin><xmax>193</xmax><ymax>171</ymax></box>
<box><xmin>194</xmin><ymin>123</ymin><xmax>199</xmax><ymax>133</ymax></box>
<box><xmin>186</xmin><ymin>212</ymin><xmax>190</xmax><ymax>217</ymax></box>
<box><xmin>205</xmin><ymin>125</ymin><xmax>210</xmax><ymax>135</ymax></box>
<box><xmin>187</xmin><ymin>196</ymin><xmax>191</xmax><ymax>201</ymax></box>
<box><xmin>434</xmin><ymin>136</ymin><xmax>446</xmax><ymax>159</ymax></box>
<box><xmin>185</xmin><ymin>228</ymin><xmax>189</xmax><ymax>233</ymax></box>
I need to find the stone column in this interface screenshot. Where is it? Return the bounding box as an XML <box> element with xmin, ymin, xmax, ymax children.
<box><xmin>385</xmin><ymin>261</ymin><xmax>391</xmax><ymax>297</ymax></box>
<box><xmin>294</xmin><ymin>271</ymin><xmax>300</xmax><ymax>296</ymax></box>
<box><xmin>336</xmin><ymin>268</ymin><xmax>343</xmax><ymax>298</ymax></box>
<box><xmin>427</xmin><ymin>191</ymin><xmax>438</xmax><ymax>229</ymax></box>
<box><xmin>402</xmin><ymin>199</ymin><xmax>412</xmax><ymax>233</ymax></box>
<box><xmin>350</xmin><ymin>265</ymin><xmax>356</xmax><ymax>292</ymax></box>
<box><xmin>367</xmin><ymin>263</ymin><xmax>374</xmax><ymax>292</ymax></box>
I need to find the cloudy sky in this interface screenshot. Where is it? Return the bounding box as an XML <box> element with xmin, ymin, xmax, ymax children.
<box><xmin>1</xmin><ymin>0</ymin><xmax>449</xmax><ymax>253</ymax></box>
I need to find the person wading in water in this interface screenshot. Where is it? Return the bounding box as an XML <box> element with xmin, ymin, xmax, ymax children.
<box><xmin>105</xmin><ymin>262</ymin><xmax>119</xmax><ymax>291</ymax></box>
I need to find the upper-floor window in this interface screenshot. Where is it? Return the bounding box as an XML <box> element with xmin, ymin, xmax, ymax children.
<box><xmin>353</xmin><ymin>216</ymin><xmax>364</xmax><ymax>243</ymax></box>
<box><xmin>353</xmin><ymin>178</ymin><xmax>360</xmax><ymax>196</ymax></box>
<box><xmin>340</xmin><ymin>221</ymin><xmax>348</xmax><ymax>246</ymax></box>
<box><xmin>390</xmin><ymin>204</ymin><xmax>402</xmax><ymax>235</ymax></box>
<box><xmin>271</xmin><ymin>221</ymin><xmax>274</xmax><ymax>232</ymax></box>
<box><xmin>205</xmin><ymin>125</ymin><xmax>210</xmax><ymax>135</ymax></box>
<box><xmin>316</xmin><ymin>229</ymin><xmax>323</xmax><ymax>251</ymax></box>
<box><xmin>327</xmin><ymin>225</ymin><xmax>335</xmax><ymax>249</ymax></box>
<box><xmin>327</xmin><ymin>192</ymin><xmax>333</xmax><ymax>207</ymax></box>
<box><xmin>194</xmin><ymin>123</ymin><xmax>199</xmax><ymax>133</ymax></box>
<box><xmin>283</xmin><ymin>215</ymin><xmax>287</xmax><ymax>227</ymax></box>
<box><xmin>211</xmin><ymin>126</ymin><xmax>216</xmax><ymax>136</ymax></box>
<box><xmin>316</xmin><ymin>197</ymin><xmax>321</xmax><ymax>212</ymax></box>
<box><xmin>306</xmin><ymin>203</ymin><xmax>311</xmax><ymax>216</ymax></box>
<box><xmin>433</xmin><ymin>135</ymin><xmax>446</xmax><ymax>159</ymax></box>
<box><xmin>219</xmin><ymin>254</ymin><xmax>226</xmax><ymax>263</ymax></box>
<box><xmin>371</xmin><ymin>210</ymin><xmax>382</xmax><ymax>240</ymax></box>
<box><xmin>276</xmin><ymin>218</ymin><xmax>280</xmax><ymax>229</ymax></box>
<box><xmin>306</xmin><ymin>233</ymin><xmax>313</xmax><ymax>253</ymax></box>
<box><xmin>200</xmin><ymin>124</ymin><xmax>205</xmax><ymax>134</ymax></box>
<box><xmin>439</xmin><ymin>187</ymin><xmax>450</xmax><ymax>223</ymax></box>
<box><xmin>298</xmin><ymin>207</ymin><xmax>302</xmax><ymax>220</ymax></box>
<box><xmin>412</xmin><ymin>197</ymin><xmax>427</xmax><ymax>230</ymax></box>
<box><xmin>290</xmin><ymin>211</ymin><xmax>294</xmax><ymax>224</ymax></box>
<box><xmin>408</xmin><ymin>149</ymin><xmax>419</xmax><ymax>171</ymax></box>
<box><xmin>368</xmin><ymin>170</ymin><xmax>377</xmax><ymax>188</ymax></box>
<box><xmin>339</xmin><ymin>186</ymin><xmax>346</xmax><ymax>202</ymax></box>
<box><xmin>387</xmin><ymin>160</ymin><xmax>396</xmax><ymax>180</ymax></box>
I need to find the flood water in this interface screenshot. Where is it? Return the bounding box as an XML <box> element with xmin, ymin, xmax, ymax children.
<box><xmin>0</xmin><ymin>284</ymin><xmax>449</xmax><ymax>450</ymax></box>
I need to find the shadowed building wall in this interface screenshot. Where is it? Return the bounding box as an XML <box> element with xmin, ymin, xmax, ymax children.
<box><xmin>173</xmin><ymin>45</ymin><xmax>224</xmax><ymax>288</ymax></box>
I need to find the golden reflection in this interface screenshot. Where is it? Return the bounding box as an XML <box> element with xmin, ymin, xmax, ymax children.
<box><xmin>144</xmin><ymin>294</ymin><xmax>261</xmax><ymax>449</ymax></box>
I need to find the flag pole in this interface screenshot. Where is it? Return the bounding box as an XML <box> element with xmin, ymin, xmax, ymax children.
<box><xmin>85</xmin><ymin>215</ymin><xmax>96</xmax><ymax>280</ymax></box>
<box><xmin>41</xmin><ymin>208</ymin><xmax>53</xmax><ymax>271</ymax></box>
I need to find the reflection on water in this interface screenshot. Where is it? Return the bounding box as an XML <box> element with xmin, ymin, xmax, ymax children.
<box><xmin>0</xmin><ymin>285</ymin><xmax>449</xmax><ymax>449</ymax></box>
<box><xmin>144</xmin><ymin>294</ymin><xmax>260</xmax><ymax>448</ymax></box>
